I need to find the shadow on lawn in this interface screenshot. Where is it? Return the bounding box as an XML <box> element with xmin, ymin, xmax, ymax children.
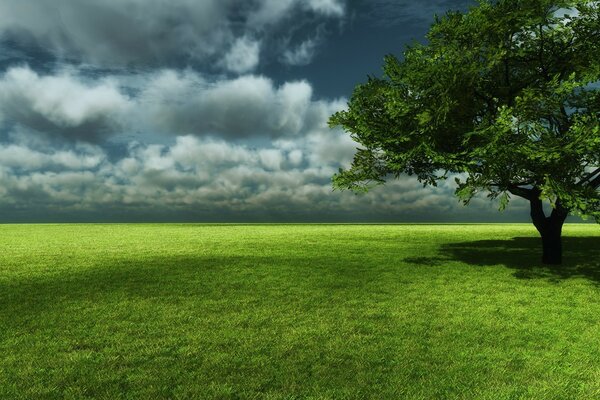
<box><xmin>0</xmin><ymin>253</ymin><xmax>371</xmax><ymax>320</ymax></box>
<box><xmin>405</xmin><ymin>236</ymin><xmax>600</xmax><ymax>283</ymax></box>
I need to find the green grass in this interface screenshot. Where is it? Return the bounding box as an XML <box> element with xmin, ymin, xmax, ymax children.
<box><xmin>1</xmin><ymin>223</ymin><xmax>600</xmax><ymax>399</ymax></box>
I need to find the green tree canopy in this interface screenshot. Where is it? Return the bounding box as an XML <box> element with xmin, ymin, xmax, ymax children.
<box><xmin>330</xmin><ymin>0</ymin><xmax>600</xmax><ymax>264</ymax></box>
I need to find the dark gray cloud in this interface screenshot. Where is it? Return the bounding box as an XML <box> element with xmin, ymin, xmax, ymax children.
<box><xmin>0</xmin><ymin>0</ymin><xmax>346</xmax><ymax>71</ymax></box>
<box><xmin>0</xmin><ymin>0</ymin><xmax>229</xmax><ymax>66</ymax></box>
<box><xmin>133</xmin><ymin>70</ymin><xmax>344</xmax><ymax>139</ymax></box>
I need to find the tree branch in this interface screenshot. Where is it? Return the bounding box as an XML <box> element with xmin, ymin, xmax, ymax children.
<box><xmin>580</xmin><ymin>168</ymin><xmax>600</xmax><ymax>187</ymax></box>
<box><xmin>529</xmin><ymin>189</ymin><xmax>547</xmax><ymax>234</ymax></box>
<box><xmin>589</xmin><ymin>173</ymin><xmax>600</xmax><ymax>189</ymax></box>
<box><xmin>538</xmin><ymin>21</ymin><xmax>549</xmax><ymax>81</ymax></box>
<box><xmin>550</xmin><ymin>197</ymin><xmax>569</xmax><ymax>222</ymax></box>
<box><xmin>507</xmin><ymin>185</ymin><xmax>537</xmax><ymax>200</ymax></box>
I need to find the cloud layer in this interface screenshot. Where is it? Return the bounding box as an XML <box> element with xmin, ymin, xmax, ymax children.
<box><xmin>0</xmin><ymin>0</ymin><xmax>536</xmax><ymax>222</ymax></box>
<box><xmin>0</xmin><ymin>0</ymin><xmax>346</xmax><ymax>70</ymax></box>
<box><xmin>0</xmin><ymin>66</ymin><xmax>345</xmax><ymax>141</ymax></box>
<box><xmin>136</xmin><ymin>70</ymin><xmax>340</xmax><ymax>139</ymax></box>
<box><xmin>0</xmin><ymin>67</ymin><xmax>130</xmax><ymax>141</ymax></box>
<box><xmin>0</xmin><ymin>131</ymin><xmax>529</xmax><ymax>221</ymax></box>
<box><xmin>0</xmin><ymin>60</ymin><xmax>530</xmax><ymax>221</ymax></box>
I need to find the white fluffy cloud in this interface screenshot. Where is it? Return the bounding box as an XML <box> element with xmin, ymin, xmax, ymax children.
<box><xmin>250</xmin><ymin>0</ymin><xmax>345</xmax><ymax>25</ymax></box>
<box><xmin>0</xmin><ymin>132</ymin><xmax>528</xmax><ymax>220</ymax></box>
<box><xmin>0</xmin><ymin>142</ymin><xmax>104</xmax><ymax>170</ymax></box>
<box><xmin>0</xmin><ymin>67</ymin><xmax>130</xmax><ymax>141</ymax></box>
<box><xmin>306</xmin><ymin>0</ymin><xmax>346</xmax><ymax>16</ymax></box>
<box><xmin>221</xmin><ymin>36</ymin><xmax>261</xmax><ymax>74</ymax></box>
<box><xmin>0</xmin><ymin>66</ymin><xmax>346</xmax><ymax>141</ymax></box>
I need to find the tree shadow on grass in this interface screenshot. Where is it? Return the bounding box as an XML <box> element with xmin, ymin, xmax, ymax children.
<box><xmin>0</xmin><ymin>253</ymin><xmax>381</xmax><ymax>322</ymax></box>
<box><xmin>405</xmin><ymin>236</ymin><xmax>600</xmax><ymax>283</ymax></box>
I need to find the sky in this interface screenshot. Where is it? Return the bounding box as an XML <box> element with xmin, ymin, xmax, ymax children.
<box><xmin>0</xmin><ymin>0</ymin><xmax>544</xmax><ymax>223</ymax></box>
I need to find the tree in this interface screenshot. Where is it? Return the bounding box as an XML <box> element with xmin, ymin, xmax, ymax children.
<box><xmin>329</xmin><ymin>0</ymin><xmax>600</xmax><ymax>265</ymax></box>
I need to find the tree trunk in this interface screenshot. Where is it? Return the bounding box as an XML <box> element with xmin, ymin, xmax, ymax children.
<box><xmin>540</xmin><ymin>225</ymin><xmax>563</xmax><ymax>265</ymax></box>
<box><xmin>529</xmin><ymin>192</ymin><xmax>568</xmax><ymax>265</ymax></box>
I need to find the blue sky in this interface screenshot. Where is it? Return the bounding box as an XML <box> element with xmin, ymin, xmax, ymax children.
<box><xmin>0</xmin><ymin>0</ymin><xmax>541</xmax><ymax>222</ymax></box>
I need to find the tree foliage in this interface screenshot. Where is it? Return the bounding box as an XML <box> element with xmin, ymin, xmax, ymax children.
<box><xmin>330</xmin><ymin>0</ymin><xmax>600</xmax><ymax>222</ymax></box>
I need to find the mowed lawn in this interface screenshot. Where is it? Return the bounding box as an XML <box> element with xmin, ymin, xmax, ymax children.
<box><xmin>1</xmin><ymin>224</ymin><xmax>600</xmax><ymax>399</ymax></box>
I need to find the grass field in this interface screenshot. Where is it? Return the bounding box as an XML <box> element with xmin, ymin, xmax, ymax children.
<box><xmin>1</xmin><ymin>223</ymin><xmax>599</xmax><ymax>399</ymax></box>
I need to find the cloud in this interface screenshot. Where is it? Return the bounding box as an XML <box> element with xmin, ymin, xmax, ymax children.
<box><xmin>0</xmin><ymin>126</ymin><xmax>530</xmax><ymax>222</ymax></box>
<box><xmin>306</xmin><ymin>0</ymin><xmax>346</xmax><ymax>16</ymax></box>
<box><xmin>249</xmin><ymin>0</ymin><xmax>345</xmax><ymax>25</ymax></box>
<box><xmin>0</xmin><ymin>54</ymin><xmax>528</xmax><ymax>222</ymax></box>
<box><xmin>0</xmin><ymin>0</ymin><xmax>533</xmax><ymax>222</ymax></box>
<box><xmin>0</xmin><ymin>142</ymin><xmax>104</xmax><ymax>171</ymax></box>
<box><xmin>0</xmin><ymin>0</ymin><xmax>346</xmax><ymax>69</ymax></box>
<box><xmin>0</xmin><ymin>65</ymin><xmax>347</xmax><ymax>142</ymax></box>
<box><xmin>221</xmin><ymin>36</ymin><xmax>261</xmax><ymax>74</ymax></box>
<box><xmin>288</xmin><ymin>149</ymin><xmax>304</xmax><ymax>166</ymax></box>
<box><xmin>0</xmin><ymin>66</ymin><xmax>130</xmax><ymax>141</ymax></box>
<box><xmin>0</xmin><ymin>0</ymin><xmax>234</xmax><ymax>66</ymax></box>
<box><xmin>134</xmin><ymin>70</ymin><xmax>342</xmax><ymax>139</ymax></box>
<box><xmin>282</xmin><ymin>38</ymin><xmax>319</xmax><ymax>66</ymax></box>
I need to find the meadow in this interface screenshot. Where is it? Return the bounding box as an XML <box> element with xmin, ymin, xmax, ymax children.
<box><xmin>1</xmin><ymin>223</ymin><xmax>599</xmax><ymax>399</ymax></box>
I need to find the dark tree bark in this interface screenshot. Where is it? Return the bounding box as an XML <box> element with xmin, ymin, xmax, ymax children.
<box><xmin>528</xmin><ymin>192</ymin><xmax>568</xmax><ymax>265</ymax></box>
<box><xmin>509</xmin><ymin>186</ymin><xmax>569</xmax><ymax>265</ymax></box>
